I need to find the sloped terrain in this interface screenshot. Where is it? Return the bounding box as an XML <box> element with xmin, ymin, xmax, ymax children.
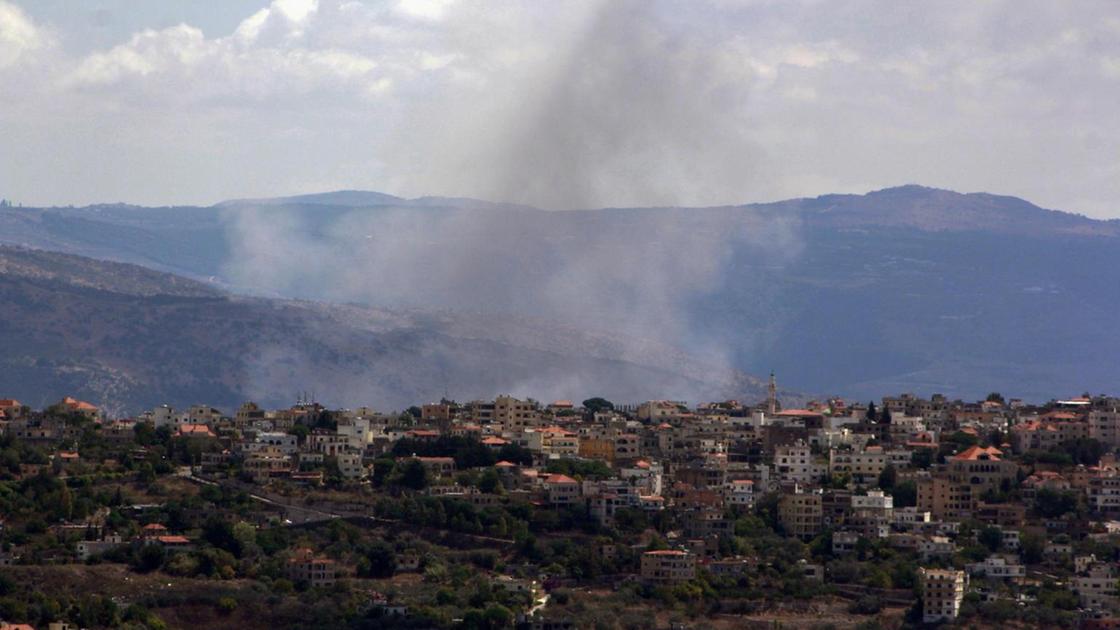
<box><xmin>0</xmin><ymin>246</ymin><xmax>772</xmax><ymax>414</ymax></box>
<box><xmin>1</xmin><ymin>185</ymin><xmax>1117</xmax><ymax>401</ymax></box>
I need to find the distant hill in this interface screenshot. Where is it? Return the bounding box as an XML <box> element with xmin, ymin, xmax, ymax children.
<box><xmin>1</xmin><ymin>185</ymin><xmax>1117</xmax><ymax>401</ymax></box>
<box><xmin>0</xmin><ymin>246</ymin><xmax>776</xmax><ymax>415</ymax></box>
<box><xmin>215</xmin><ymin>190</ymin><xmax>536</xmax><ymax>212</ymax></box>
<box><xmin>215</xmin><ymin>190</ymin><xmax>404</xmax><ymax>208</ymax></box>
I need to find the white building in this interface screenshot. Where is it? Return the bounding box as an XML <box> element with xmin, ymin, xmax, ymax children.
<box><xmin>966</xmin><ymin>555</ymin><xmax>1025</xmax><ymax>580</ymax></box>
<box><xmin>774</xmin><ymin>441</ymin><xmax>823</xmax><ymax>484</ymax></box>
<box><xmin>336</xmin><ymin>452</ymin><xmax>366</xmax><ymax>480</ymax></box>
<box><xmin>1075</xmin><ymin>563</ymin><xmax>1118</xmax><ymax>611</ymax></box>
<box><xmin>725</xmin><ymin>479</ymin><xmax>754</xmax><ymax>508</ymax></box>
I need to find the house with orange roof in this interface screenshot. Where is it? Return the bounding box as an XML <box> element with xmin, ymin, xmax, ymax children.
<box><xmin>176</xmin><ymin>423</ymin><xmax>217</xmax><ymax>439</ymax></box>
<box><xmin>58</xmin><ymin>396</ymin><xmax>101</xmax><ymax>420</ymax></box>
<box><xmin>543</xmin><ymin>473</ymin><xmax>580</xmax><ymax>505</ymax></box>
<box><xmin>947</xmin><ymin>445</ymin><xmax>1018</xmax><ymax>499</ymax></box>
<box><xmin>0</xmin><ymin>399</ymin><xmax>22</xmax><ymax>420</ymax></box>
<box><xmin>1011</xmin><ymin>413</ymin><xmax>1090</xmax><ymax>453</ymax></box>
<box><xmin>287</xmin><ymin>547</ymin><xmax>338</xmax><ymax>587</ymax></box>
<box><xmin>725</xmin><ymin>478</ymin><xmax>755</xmax><ymax>507</ymax></box>
<box><xmin>399</xmin><ymin>455</ymin><xmax>456</xmax><ymax>477</ymax></box>
<box><xmin>641</xmin><ymin>549</ymin><xmax>696</xmax><ymax>583</ymax></box>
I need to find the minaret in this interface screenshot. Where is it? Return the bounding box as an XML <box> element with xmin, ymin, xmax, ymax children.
<box><xmin>767</xmin><ymin>372</ymin><xmax>777</xmax><ymax>415</ymax></box>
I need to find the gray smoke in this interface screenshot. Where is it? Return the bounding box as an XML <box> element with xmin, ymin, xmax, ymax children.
<box><xmin>393</xmin><ymin>0</ymin><xmax>765</xmax><ymax>210</ymax></box>
<box><xmin>220</xmin><ymin>0</ymin><xmax>804</xmax><ymax>406</ymax></box>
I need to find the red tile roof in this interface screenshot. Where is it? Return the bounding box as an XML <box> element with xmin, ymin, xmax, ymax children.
<box><xmin>952</xmin><ymin>445</ymin><xmax>1003</xmax><ymax>461</ymax></box>
<box><xmin>156</xmin><ymin>535</ymin><xmax>191</xmax><ymax>545</ymax></box>
<box><xmin>62</xmin><ymin>396</ymin><xmax>99</xmax><ymax>411</ymax></box>
<box><xmin>177</xmin><ymin>424</ymin><xmax>216</xmax><ymax>438</ymax></box>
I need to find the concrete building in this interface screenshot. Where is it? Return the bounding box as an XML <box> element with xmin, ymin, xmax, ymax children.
<box><xmin>779</xmin><ymin>488</ymin><xmax>823</xmax><ymax>539</ymax></box>
<box><xmin>287</xmin><ymin>548</ymin><xmax>338</xmax><ymax>587</ymax></box>
<box><xmin>1089</xmin><ymin>409</ymin><xmax>1120</xmax><ymax>448</ymax></box>
<box><xmin>920</xmin><ymin>568</ymin><xmax>967</xmax><ymax>623</ymax></box>
<box><xmin>774</xmin><ymin>441</ymin><xmax>822</xmax><ymax>484</ymax></box>
<box><xmin>966</xmin><ymin>555</ymin><xmax>1025</xmax><ymax>580</ymax></box>
<box><xmin>640</xmin><ymin>550</ymin><xmax>696</xmax><ymax>583</ymax></box>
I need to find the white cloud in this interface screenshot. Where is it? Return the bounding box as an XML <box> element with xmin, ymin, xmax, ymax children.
<box><xmin>0</xmin><ymin>0</ymin><xmax>46</xmax><ymax>67</ymax></box>
<box><xmin>0</xmin><ymin>0</ymin><xmax>1118</xmax><ymax>218</ymax></box>
<box><xmin>396</xmin><ymin>0</ymin><xmax>456</xmax><ymax>21</ymax></box>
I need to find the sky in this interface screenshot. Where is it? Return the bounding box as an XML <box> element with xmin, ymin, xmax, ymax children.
<box><xmin>1</xmin><ymin>0</ymin><xmax>1118</xmax><ymax>217</ymax></box>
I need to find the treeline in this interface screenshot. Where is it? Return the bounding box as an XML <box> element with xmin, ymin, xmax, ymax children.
<box><xmin>390</xmin><ymin>437</ymin><xmax>533</xmax><ymax>469</ymax></box>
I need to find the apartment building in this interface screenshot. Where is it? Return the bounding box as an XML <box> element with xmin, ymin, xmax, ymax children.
<box><xmin>640</xmin><ymin>550</ymin><xmax>696</xmax><ymax>583</ymax></box>
<box><xmin>919</xmin><ymin>568</ymin><xmax>967</xmax><ymax>623</ymax></box>
<box><xmin>779</xmin><ymin>488</ymin><xmax>823</xmax><ymax>539</ymax></box>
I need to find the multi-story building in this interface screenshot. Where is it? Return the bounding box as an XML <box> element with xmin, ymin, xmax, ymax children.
<box><xmin>336</xmin><ymin>452</ymin><xmax>366</xmax><ymax>479</ymax></box>
<box><xmin>640</xmin><ymin>550</ymin><xmax>696</xmax><ymax>583</ymax></box>
<box><xmin>287</xmin><ymin>548</ymin><xmax>338</xmax><ymax>587</ymax></box>
<box><xmin>917</xmin><ymin>475</ymin><xmax>971</xmax><ymax>519</ymax></box>
<box><xmin>919</xmin><ymin>568</ymin><xmax>967</xmax><ymax>623</ymax></box>
<box><xmin>774</xmin><ymin>441</ymin><xmax>822</xmax><ymax>484</ymax></box>
<box><xmin>543</xmin><ymin>474</ymin><xmax>580</xmax><ymax>505</ymax></box>
<box><xmin>829</xmin><ymin>445</ymin><xmax>909</xmax><ymax>483</ymax></box>
<box><xmin>966</xmin><ymin>555</ymin><xmax>1025</xmax><ymax>581</ymax></box>
<box><xmin>1089</xmin><ymin>409</ymin><xmax>1120</xmax><ymax>448</ymax></box>
<box><xmin>779</xmin><ymin>488</ymin><xmax>823</xmax><ymax>539</ymax></box>
<box><xmin>725</xmin><ymin>479</ymin><xmax>754</xmax><ymax>508</ymax></box>
<box><xmin>1088</xmin><ymin>474</ymin><xmax>1120</xmax><ymax>513</ymax></box>
<box><xmin>918</xmin><ymin>536</ymin><xmax>955</xmax><ymax>561</ymax></box>
<box><xmin>493</xmin><ymin>395</ymin><xmax>540</xmax><ymax>430</ymax></box>
<box><xmin>1075</xmin><ymin>563</ymin><xmax>1119</xmax><ymax>611</ymax></box>
<box><xmin>947</xmin><ymin>446</ymin><xmax>1017</xmax><ymax>493</ymax></box>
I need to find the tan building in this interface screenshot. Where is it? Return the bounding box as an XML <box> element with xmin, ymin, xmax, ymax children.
<box><xmin>540</xmin><ymin>426</ymin><xmax>579</xmax><ymax>456</ymax></box>
<box><xmin>916</xmin><ymin>446</ymin><xmax>1019</xmax><ymax>518</ymax></box>
<box><xmin>287</xmin><ymin>548</ymin><xmax>338</xmax><ymax>587</ymax></box>
<box><xmin>779</xmin><ymin>489</ymin><xmax>823</xmax><ymax>539</ymax></box>
<box><xmin>917</xmin><ymin>475</ymin><xmax>972</xmax><ymax>519</ymax></box>
<box><xmin>1089</xmin><ymin>409</ymin><xmax>1120</xmax><ymax>448</ymax></box>
<box><xmin>640</xmin><ymin>550</ymin><xmax>696</xmax><ymax>583</ymax></box>
<box><xmin>1074</xmin><ymin>563</ymin><xmax>1119</xmax><ymax>611</ymax></box>
<box><xmin>544</xmin><ymin>473</ymin><xmax>580</xmax><ymax>505</ymax></box>
<box><xmin>579</xmin><ymin>438</ymin><xmax>616</xmax><ymax>463</ymax></box>
<box><xmin>493</xmin><ymin>395</ymin><xmax>540</xmax><ymax>430</ymax></box>
<box><xmin>920</xmin><ymin>568</ymin><xmax>967</xmax><ymax>623</ymax></box>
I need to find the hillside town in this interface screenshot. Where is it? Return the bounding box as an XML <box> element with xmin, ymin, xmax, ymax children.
<box><xmin>1</xmin><ymin>382</ymin><xmax>1119</xmax><ymax>629</ymax></box>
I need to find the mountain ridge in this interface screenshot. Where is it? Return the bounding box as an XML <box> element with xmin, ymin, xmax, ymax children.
<box><xmin>2</xmin><ymin>184</ymin><xmax>1117</xmax><ymax>402</ymax></box>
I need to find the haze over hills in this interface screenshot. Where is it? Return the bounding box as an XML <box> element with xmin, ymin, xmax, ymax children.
<box><xmin>1</xmin><ymin>185</ymin><xmax>1117</xmax><ymax>403</ymax></box>
<box><xmin>0</xmin><ymin>246</ymin><xmax>778</xmax><ymax>415</ymax></box>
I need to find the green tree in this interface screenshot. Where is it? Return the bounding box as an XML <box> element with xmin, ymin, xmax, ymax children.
<box><xmin>1020</xmin><ymin>532</ymin><xmax>1045</xmax><ymax>564</ymax></box>
<box><xmin>394</xmin><ymin>459</ymin><xmax>430</xmax><ymax>491</ymax></box>
<box><xmin>134</xmin><ymin>543</ymin><xmax>166</xmax><ymax>573</ymax></box>
<box><xmin>581</xmin><ymin>398</ymin><xmax>615</xmax><ymax>415</ymax></box>
<box><xmin>1035</xmin><ymin>488</ymin><xmax>1078</xmax><ymax>518</ymax></box>
<box><xmin>890</xmin><ymin>480</ymin><xmax>917</xmax><ymax>508</ymax></box>
<box><xmin>361</xmin><ymin>541</ymin><xmax>396</xmax><ymax>578</ymax></box>
<box><xmin>481</xmin><ymin>603</ymin><xmax>513</xmax><ymax>628</ymax></box>
<box><xmin>877</xmin><ymin>464</ymin><xmax>897</xmax><ymax>491</ymax></box>
<box><xmin>478</xmin><ymin>468</ymin><xmax>503</xmax><ymax>494</ymax></box>
<box><xmin>138</xmin><ymin>462</ymin><xmax>156</xmax><ymax>483</ymax></box>
<box><xmin>978</xmin><ymin>526</ymin><xmax>1003</xmax><ymax>552</ymax></box>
